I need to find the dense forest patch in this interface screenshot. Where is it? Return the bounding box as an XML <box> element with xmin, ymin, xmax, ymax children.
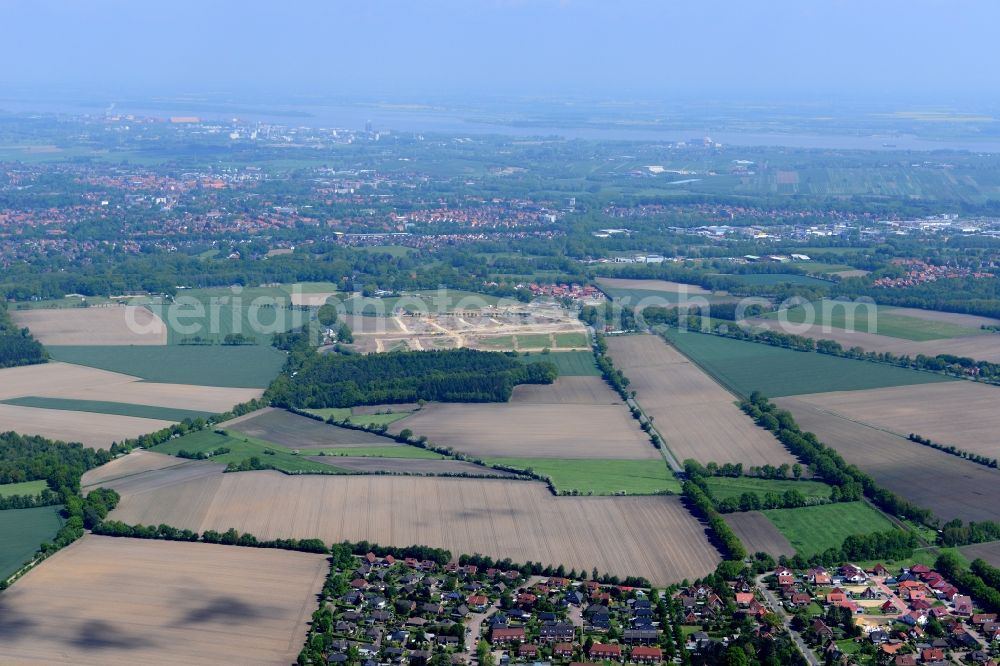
<box><xmin>269</xmin><ymin>349</ymin><xmax>557</xmax><ymax>408</ymax></box>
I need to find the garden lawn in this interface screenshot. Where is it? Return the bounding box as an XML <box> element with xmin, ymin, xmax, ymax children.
<box><xmin>485</xmin><ymin>458</ymin><xmax>681</xmax><ymax>495</ymax></box>
<box><xmin>763</xmin><ymin>502</ymin><xmax>895</xmax><ymax>557</ymax></box>
<box><xmin>661</xmin><ymin>329</ymin><xmax>955</xmax><ymax>397</ymax></box>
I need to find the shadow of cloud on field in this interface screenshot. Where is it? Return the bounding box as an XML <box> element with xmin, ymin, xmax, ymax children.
<box><xmin>0</xmin><ymin>614</ymin><xmax>37</xmax><ymax>642</ymax></box>
<box><xmin>170</xmin><ymin>595</ymin><xmax>281</xmax><ymax>627</ymax></box>
<box><xmin>68</xmin><ymin>619</ymin><xmax>156</xmax><ymax>650</ymax></box>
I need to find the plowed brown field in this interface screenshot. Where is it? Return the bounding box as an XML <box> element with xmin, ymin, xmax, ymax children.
<box><xmin>0</xmin><ymin>535</ymin><xmax>327</xmax><ymax>665</ymax></box>
<box><xmin>606</xmin><ymin>335</ymin><xmax>797</xmax><ymax>468</ymax></box>
<box><xmin>787</xmin><ymin>382</ymin><xmax>1000</xmax><ymax>459</ymax></box>
<box><xmin>105</xmin><ymin>470</ymin><xmax>720</xmax><ymax>585</ymax></box>
<box><xmin>12</xmin><ymin>306</ymin><xmax>167</xmax><ymax>345</ymax></box>
<box><xmin>776</xmin><ymin>396</ymin><xmax>1000</xmax><ymax>523</ymax></box>
<box><xmin>723</xmin><ymin>512</ymin><xmax>795</xmax><ymax>559</ymax></box>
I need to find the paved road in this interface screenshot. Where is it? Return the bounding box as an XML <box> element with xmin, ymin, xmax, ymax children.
<box><xmin>754</xmin><ymin>574</ymin><xmax>820</xmax><ymax>666</ymax></box>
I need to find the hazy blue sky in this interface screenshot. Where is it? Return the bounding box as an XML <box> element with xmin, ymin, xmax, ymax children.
<box><xmin>2</xmin><ymin>0</ymin><xmax>996</xmax><ymax>101</ymax></box>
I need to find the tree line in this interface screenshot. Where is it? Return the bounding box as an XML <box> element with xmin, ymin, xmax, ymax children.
<box><xmin>741</xmin><ymin>393</ymin><xmax>935</xmax><ymax>525</ymax></box>
<box><xmin>908</xmin><ymin>433</ymin><xmax>999</xmax><ymax>469</ymax></box>
<box><xmin>267</xmin><ymin>348</ymin><xmax>557</xmax><ymax>409</ymax></box>
<box><xmin>935</xmin><ymin>551</ymin><xmax>1000</xmax><ymax>615</ymax></box>
<box><xmin>647</xmin><ymin>307</ymin><xmax>1000</xmax><ymax>384</ymax></box>
<box><xmin>0</xmin><ymin>301</ymin><xmax>46</xmax><ymax>369</ymax></box>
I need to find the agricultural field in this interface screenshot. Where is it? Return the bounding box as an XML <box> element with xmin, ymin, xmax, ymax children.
<box><xmin>0</xmin><ymin>480</ymin><xmax>48</xmax><ymax>497</ymax></box>
<box><xmin>48</xmin><ymin>345</ymin><xmax>285</xmax><ymax>388</ymax></box>
<box><xmin>605</xmin><ymin>334</ymin><xmax>798</xmax><ymax>467</ymax></box>
<box><xmin>759</xmin><ymin>300</ymin><xmax>987</xmax><ymax>341</ymax></box>
<box><xmin>389</xmin><ymin>401</ymin><xmax>658</xmax><ymax>460</ymax></box>
<box><xmin>80</xmin><ymin>450</ymin><xmax>192</xmax><ymax>489</ymax></box>
<box><xmin>0</xmin><ymin>535</ymin><xmax>328</xmax><ymax>665</ymax></box>
<box><xmin>776</xmin><ymin>396</ymin><xmax>1000</xmax><ymax>524</ymax></box>
<box><xmin>515</xmin><ymin>350</ymin><xmax>600</xmax><ymax>376</ymax></box>
<box><xmin>340</xmin><ymin>289</ymin><xmax>508</xmax><ymax>315</ymax></box>
<box><xmin>0</xmin><ymin>505</ymin><xmax>63</xmax><ymax>580</ymax></box>
<box><xmin>305</xmin><ymin>407</ymin><xmax>415</xmax><ymax>428</ymax></box>
<box><xmin>960</xmin><ymin>541</ymin><xmax>1000</xmax><ymax>568</ymax></box>
<box><xmin>511</xmin><ymin>376</ymin><xmax>621</xmax><ymax>404</ymax></box>
<box><xmin>104</xmin><ymin>469</ymin><xmax>721</xmax><ymax>585</ymax></box>
<box><xmin>596</xmin><ymin>277</ymin><xmax>735</xmax><ymax>305</ymax></box>
<box><xmin>224</xmin><ymin>409</ymin><xmax>396</xmax><ymax>449</ymax></box>
<box><xmin>787</xmin><ymin>382</ymin><xmax>1000</xmax><ymax>459</ymax></box>
<box><xmin>0</xmin><ymin>360</ymin><xmax>262</xmax><ymax>449</ymax></box>
<box><xmin>312</xmin><ymin>446</ymin><xmax>446</xmax><ymax>460</ymax></box>
<box><xmin>762</xmin><ymin>501</ymin><xmax>895</xmax><ymax>557</ymax></box>
<box><xmin>722</xmin><ymin>511</ymin><xmax>795</xmax><ymax>559</ymax></box>
<box><xmin>282</xmin><ymin>281</ymin><xmax>340</xmax><ymax>306</ymax></box>
<box><xmin>308</xmin><ymin>457</ymin><xmax>518</xmax><ymax>476</ymax></box>
<box><xmin>148</xmin><ymin>286</ymin><xmax>311</xmax><ymax>345</ymax></box>
<box><xmin>0</xmin><ymin>396</ymin><xmax>211</xmax><ymax>422</ymax></box>
<box><xmin>10</xmin><ymin>305</ymin><xmax>167</xmax><ymax>345</ymax></box>
<box><xmin>703</xmin><ymin>477</ymin><xmax>831</xmax><ymax>501</ymax></box>
<box><xmin>149</xmin><ymin>428</ymin><xmax>341</xmax><ymax>474</ymax></box>
<box><xmin>661</xmin><ymin>328</ymin><xmax>955</xmax><ymax>397</ymax></box>
<box><xmin>721</xmin><ymin>273</ymin><xmax>832</xmax><ymax>287</ymax></box>
<box><xmin>483</xmin><ymin>458</ymin><xmax>681</xmax><ymax>495</ymax></box>
<box><xmin>748</xmin><ymin>303</ymin><xmax>1000</xmax><ymax>362</ymax></box>
<box><xmin>0</xmin><ymin>403</ymin><xmax>172</xmax><ymax>449</ymax></box>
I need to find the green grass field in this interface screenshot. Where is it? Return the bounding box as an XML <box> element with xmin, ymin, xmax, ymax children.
<box><xmin>517</xmin><ymin>333</ymin><xmax>553</xmax><ymax>349</ymax></box>
<box><xmin>0</xmin><ymin>480</ymin><xmax>48</xmax><ymax>498</ymax></box>
<box><xmin>516</xmin><ymin>350</ymin><xmax>599</xmax><ymax>376</ymax></box>
<box><xmin>722</xmin><ymin>273</ymin><xmax>832</xmax><ymax>287</ymax></box>
<box><xmin>150</xmin><ymin>287</ymin><xmax>311</xmax><ymax>345</ymax></box>
<box><xmin>662</xmin><ymin>329</ymin><xmax>955</xmax><ymax>397</ymax></box>
<box><xmin>478</xmin><ymin>335</ymin><xmax>516</xmax><ymax>349</ymax></box>
<box><xmin>763</xmin><ymin>502</ymin><xmax>895</xmax><ymax>556</ymax></box>
<box><xmin>10</xmin><ymin>295</ymin><xmax>160</xmax><ymax>310</ymax></box>
<box><xmin>553</xmin><ymin>332</ymin><xmax>590</xmax><ymax>348</ymax></box>
<box><xmin>0</xmin><ymin>396</ymin><xmax>213</xmax><ymax>422</ymax></box>
<box><xmin>761</xmin><ymin>301</ymin><xmax>982</xmax><ymax>341</ymax></box>
<box><xmin>149</xmin><ymin>429</ymin><xmax>341</xmax><ymax>473</ymax></box>
<box><xmin>47</xmin><ymin>345</ymin><xmax>286</xmax><ymax>388</ymax></box>
<box><xmin>600</xmin><ymin>286</ymin><xmax>732</xmax><ymax>305</ymax></box>
<box><xmin>281</xmin><ymin>281</ymin><xmax>341</xmax><ymax>294</ymax></box>
<box><xmin>703</xmin><ymin>477</ymin><xmax>832</xmax><ymax>501</ymax></box>
<box><xmin>341</xmin><ymin>289</ymin><xmax>506</xmax><ymax>315</ymax></box>
<box><xmin>315</xmin><ymin>446</ymin><xmax>446</xmax><ymax>459</ymax></box>
<box><xmin>0</xmin><ymin>506</ymin><xmax>63</xmax><ymax>579</ymax></box>
<box><xmin>304</xmin><ymin>409</ymin><xmax>415</xmax><ymax>427</ymax></box>
<box><xmin>485</xmin><ymin>458</ymin><xmax>681</xmax><ymax>495</ymax></box>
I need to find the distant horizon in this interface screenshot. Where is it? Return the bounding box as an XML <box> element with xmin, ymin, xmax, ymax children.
<box><xmin>3</xmin><ymin>0</ymin><xmax>999</xmax><ymax>102</ymax></box>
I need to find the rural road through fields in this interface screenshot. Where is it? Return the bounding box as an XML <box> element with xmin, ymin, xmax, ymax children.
<box><xmin>754</xmin><ymin>574</ymin><xmax>820</xmax><ymax>666</ymax></box>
